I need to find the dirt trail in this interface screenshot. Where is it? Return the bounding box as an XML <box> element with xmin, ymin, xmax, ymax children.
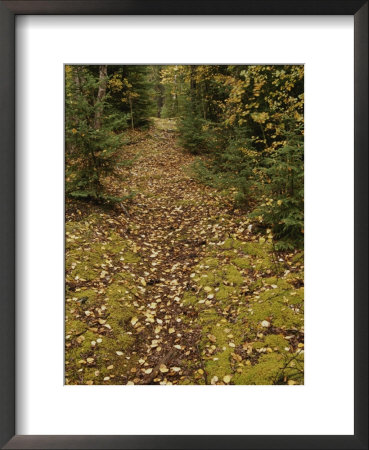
<box><xmin>112</xmin><ymin>126</ymin><xmax>244</xmax><ymax>383</ymax></box>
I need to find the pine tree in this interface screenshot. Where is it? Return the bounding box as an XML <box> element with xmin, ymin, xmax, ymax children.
<box><xmin>108</xmin><ymin>65</ymin><xmax>154</xmax><ymax>129</ymax></box>
<box><xmin>65</xmin><ymin>65</ymin><xmax>124</xmax><ymax>203</ymax></box>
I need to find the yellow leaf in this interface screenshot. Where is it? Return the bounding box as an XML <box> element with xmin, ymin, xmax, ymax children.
<box><xmin>207</xmin><ymin>334</ymin><xmax>217</xmax><ymax>343</ymax></box>
<box><xmin>159</xmin><ymin>364</ymin><xmax>169</xmax><ymax>373</ymax></box>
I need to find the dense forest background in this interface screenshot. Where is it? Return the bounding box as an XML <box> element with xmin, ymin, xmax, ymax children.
<box><xmin>66</xmin><ymin>65</ymin><xmax>303</xmax><ymax>250</ymax></box>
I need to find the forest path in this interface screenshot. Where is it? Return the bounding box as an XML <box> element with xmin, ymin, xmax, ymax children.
<box><xmin>65</xmin><ymin>119</ymin><xmax>304</xmax><ymax>386</ymax></box>
<box><xmin>111</xmin><ymin>121</ymin><xmax>249</xmax><ymax>384</ymax></box>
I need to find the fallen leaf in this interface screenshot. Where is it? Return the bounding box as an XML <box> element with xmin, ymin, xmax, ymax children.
<box><xmin>159</xmin><ymin>364</ymin><xmax>169</xmax><ymax>373</ymax></box>
<box><xmin>207</xmin><ymin>334</ymin><xmax>217</xmax><ymax>343</ymax></box>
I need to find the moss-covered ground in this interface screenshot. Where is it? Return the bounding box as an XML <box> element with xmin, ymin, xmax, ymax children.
<box><xmin>66</xmin><ymin>121</ymin><xmax>304</xmax><ymax>385</ymax></box>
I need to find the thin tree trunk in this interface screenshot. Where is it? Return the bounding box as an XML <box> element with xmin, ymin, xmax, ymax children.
<box><xmin>190</xmin><ymin>65</ymin><xmax>197</xmax><ymax>114</ymax></box>
<box><xmin>94</xmin><ymin>65</ymin><xmax>108</xmax><ymax>130</ymax></box>
<box><xmin>129</xmin><ymin>94</ymin><xmax>134</xmax><ymax>129</ymax></box>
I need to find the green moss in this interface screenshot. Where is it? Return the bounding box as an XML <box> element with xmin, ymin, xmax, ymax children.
<box><xmin>223</xmin><ymin>265</ymin><xmax>243</xmax><ymax>285</ymax></box>
<box><xmin>223</xmin><ymin>250</ymin><xmax>238</xmax><ymax>258</ymax></box>
<box><xmin>247</xmin><ymin>293</ymin><xmax>303</xmax><ymax>329</ymax></box>
<box><xmin>65</xmin><ymin>262</ymin><xmax>143</xmax><ymax>384</ymax></box>
<box><xmin>201</xmin><ymin>326</ymin><xmax>234</xmax><ymax>380</ymax></box>
<box><xmin>67</xmin><ymin>330</ymin><xmax>97</xmax><ymax>361</ymax></box>
<box><xmin>286</xmin><ymin>271</ymin><xmax>304</xmax><ymax>284</ymax></box>
<box><xmin>197</xmin><ymin>264</ymin><xmax>243</xmax><ymax>290</ymax></box>
<box><xmin>205</xmin><ymin>349</ymin><xmax>233</xmax><ymax>380</ymax></box>
<box><xmin>249</xmin><ymin>278</ymin><xmax>263</xmax><ymax>291</ymax></box>
<box><xmin>216</xmin><ymin>284</ymin><xmax>238</xmax><ymax>301</ymax></box>
<box><xmin>66</xmin><ymin>230</ymin><xmax>141</xmax><ymax>283</ymax></box>
<box><xmin>242</xmin><ymin>241</ymin><xmax>270</xmax><ymax>257</ymax></box>
<box><xmin>66</xmin><ymin>319</ymin><xmax>87</xmax><ymax>336</ymax></box>
<box><xmin>254</xmin><ymin>255</ymin><xmax>281</xmax><ymax>273</ymax></box>
<box><xmin>196</xmin><ymin>269</ymin><xmax>220</xmax><ymax>287</ymax></box>
<box><xmin>100</xmin><ymin>233</ymin><xmax>141</xmax><ymax>264</ymax></box>
<box><xmin>67</xmin><ymin>288</ymin><xmax>98</xmax><ymax>302</ymax></box>
<box><xmin>287</xmin><ymin>287</ymin><xmax>304</xmax><ymax>306</ymax></box>
<box><xmin>65</xmin><ymin>220</ymin><xmax>95</xmax><ymax>251</ymax></box>
<box><xmin>264</xmin><ymin>334</ymin><xmax>290</xmax><ymax>351</ymax></box>
<box><xmin>232</xmin><ymin>257</ymin><xmax>252</xmax><ymax>269</ymax></box>
<box><xmin>222</xmin><ymin>238</ymin><xmax>244</xmax><ymax>250</ymax></box>
<box><xmin>220</xmin><ymin>239</ymin><xmax>284</xmax><ymax>275</ymax></box>
<box><xmin>182</xmin><ymin>292</ymin><xmax>198</xmax><ymax>306</ymax></box>
<box><xmin>68</xmin><ymin>261</ymin><xmax>100</xmax><ymax>282</ymax></box>
<box><xmin>178</xmin><ymin>240</ymin><xmax>304</xmax><ymax>384</ymax></box>
<box><xmin>198</xmin><ymin>307</ymin><xmax>219</xmax><ymax>322</ymax></box>
<box><xmin>122</xmin><ymin>251</ymin><xmax>141</xmax><ymax>263</ymax></box>
<box><xmin>252</xmin><ymin>341</ymin><xmax>267</xmax><ymax>350</ymax></box>
<box><xmin>105</xmin><ymin>282</ymin><xmax>136</xmax><ymax>334</ymax></box>
<box><xmin>201</xmin><ymin>257</ymin><xmax>219</xmax><ymax>268</ymax></box>
<box><xmin>259</xmin><ymin>284</ymin><xmax>304</xmax><ymax>308</ymax></box>
<box><xmin>291</xmin><ymin>251</ymin><xmax>304</xmax><ymax>264</ymax></box>
<box><xmin>234</xmin><ymin>353</ymin><xmax>284</xmax><ymax>385</ymax></box>
<box><xmin>194</xmin><ymin>307</ymin><xmax>247</xmax><ymax>382</ymax></box>
<box><xmin>262</xmin><ymin>277</ymin><xmax>291</xmax><ymax>290</ymax></box>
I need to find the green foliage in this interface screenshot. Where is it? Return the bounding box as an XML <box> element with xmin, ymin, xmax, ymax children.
<box><xmin>178</xmin><ymin>65</ymin><xmax>304</xmax><ymax>249</ymax></box>
<box><xmin>65</xmin><ymin>65</ymin><xmax>125</xmax><ymax>203</ymax></box>
<box><xmin>65</xmin><ymin>63</ymin><xmax>304</xmax><ymax>245</ymax></box>
<box><xmin>108</xmin><ymin>65</ymin><xmax>155</xmax><ymax>129</ymax></box>
<box><xmin>250</xmin><ymin>126</ymin><xmax>304</xmax><ymax>249</ymax></box>
<box><xmin>178</xmin><ymin>112</ymin><xmax>213</xmax><ymax>154</ymax></box>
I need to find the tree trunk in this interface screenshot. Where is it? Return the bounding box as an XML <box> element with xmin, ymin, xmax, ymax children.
<box><xmin>129</xmin><ymin>94</ymin><xmax>134</xmax><ymax>129</ymax></box>
<box><xmin>94</xmin><ymin>65</ymin><xmax>108</xmax><ymax>130</ymax></box>
<box><xmin>190</xmin><ymin>65</ymin><xmax>197</xmax><ymax>113</ymax></box>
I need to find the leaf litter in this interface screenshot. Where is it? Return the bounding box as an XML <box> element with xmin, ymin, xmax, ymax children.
<box><xmin>65</xmin><ymin>121</ymin><xmax>304</xmax><ymax>386</ymax></box>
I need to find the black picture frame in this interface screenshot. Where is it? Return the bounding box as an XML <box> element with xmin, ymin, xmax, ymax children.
<box><xmin>0</xmin><ymin>1</ymin><xmax>367</xmax><ymax>449</ymax></box>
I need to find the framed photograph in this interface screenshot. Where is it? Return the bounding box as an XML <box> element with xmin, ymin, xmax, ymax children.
<box><xmin>0</xmin><ymin>1</ymin><xmax>367</xmax><ymax>449</ymax></box>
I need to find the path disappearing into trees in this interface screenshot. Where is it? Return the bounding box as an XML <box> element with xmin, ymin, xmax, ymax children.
<box><xmin>65</xmin><ymin>119</ymin><xmax>304</xmax><ymax>385</ymax></box>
